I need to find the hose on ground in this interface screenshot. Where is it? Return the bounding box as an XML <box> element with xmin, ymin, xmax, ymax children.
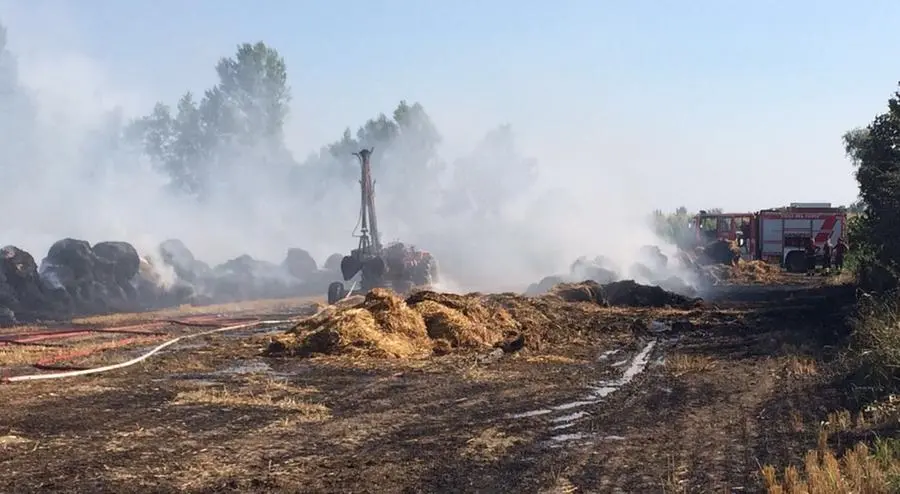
<box><xmin>2</xmin><ymin>319</ymin><xmax>291</xmax><ymax>383</ymax></box>
<box><xmin>2</xmin><ymin>283</ymin><xmax>360</xmax><ymax>384</ymax></box>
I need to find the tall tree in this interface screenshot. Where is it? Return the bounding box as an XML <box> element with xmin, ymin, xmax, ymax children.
<box><xmin>843</xmin><ymin>83</ymin><xmax>900</xmax><ymax>290</ymax></box>
<box><xmin>126</xmin><ymin>41</ymin><xmax>294</xmax><ymax>197</ymax></box>
<box><xmin>213</xmin><ymin>41</ymin><xmax>290</xmax><ymax>145</ymax></box>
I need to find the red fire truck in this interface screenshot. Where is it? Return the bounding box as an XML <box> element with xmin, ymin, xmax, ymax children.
<box><xmin>688</xmin><ymin>203</ymin><xmax>847</xmax><ymax>272</ymax></box>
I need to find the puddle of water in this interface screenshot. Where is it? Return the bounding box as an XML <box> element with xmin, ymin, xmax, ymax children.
<box><xmin>649</xmin><ymin>320</ymin><xmax>671</xmax><ymax>333</ymax></box>
<box><xmin>552</xmin><ymin>400</ymin><xmax>599</xmax><ymax>411</ymax></box>
<box><xmin>550</xmin><ymin>432</ymin><xmax>589</xmax><ymax>442</ymax></box>
<box><xmin>552</xmin><ymin>411</ymin><xmax>589</xmax><ymax>423</ymax></box>
<box><xmin>598</xmin><ymin>349</ymin><xmax>622</xmax><ymax>361</ymax></box>
<box><xmin>591</xmin><ymin>386</ymin><xmax>618</xmax><ymax>398</ymax></box>
<box><xmin>510</xmin><ymin>340</ymin><xmax>659</xmax><ymax>444</ymax></box>
<box><xmin>551</xmin><ymin>422</ymin><xmax>576</xmax><ymax>431</ymax></box>
<box><xmin>216</xmin><ymin>360</ymin><xmax>272</xmax><ymax>375</ymax></box>
<box><xmin>509</xmin><ymin>408</ymin><xmax>553</xmax><ymax>419</ymax></box>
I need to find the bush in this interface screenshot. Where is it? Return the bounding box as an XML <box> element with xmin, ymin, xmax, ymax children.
<box><xmin>850</xmin><ymin>292</ymin><xmax>900</xmax><ymax>388</ymax></box>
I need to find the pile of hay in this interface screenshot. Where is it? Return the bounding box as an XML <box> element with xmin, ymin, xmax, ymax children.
<box><xmin>268</xmin><ymin>288</ymin><xmax>522</xmax><ymax>359</ymax></box>
<box><xmin>268</xmin><ymin>289</ymin><xmax>430</xmax><ymax>358</ymax></box>
<box><xmin>727</xmin><ymin>260</ymin><xmax>783</xmax><ymax>284</ymax></box>
<box><xmin>268</xmin><ymin>278</ymin><xmax>702</xmax><ymax>360</ymax></box>
<box><xmin>406</xmin><ymin>291</ymin><xmax>518</xmax><ymax>348</ymax></box>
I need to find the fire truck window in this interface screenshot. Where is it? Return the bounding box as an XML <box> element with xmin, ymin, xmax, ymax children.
<box><xmin>717</xmin><ymin>218</ymin><xmax>729</xmax><ymax>231</ymax></box>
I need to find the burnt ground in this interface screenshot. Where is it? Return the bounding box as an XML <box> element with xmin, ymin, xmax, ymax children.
<box><xmin>0</xmin><ymin>276</ymin><xmax>859</xmax><ymax>493</ymax></box>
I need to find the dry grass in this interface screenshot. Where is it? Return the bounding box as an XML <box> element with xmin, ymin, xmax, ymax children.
<box><xmin>850</xmin><ymin>294</ymin><xmax>900</xmax><ymax>387</ymax></box>
<box><xmin>171</xmin><ymin>378</ymin><xmax>330</xmax><ymax>422</ymax></box>
<box><xmin>763</xmin><ymin>405</ymin><xmax>900</xmax><ymax>494</ymax></box>
<box><xmin>73</xmin><ymin>295</ymin><xmax>323</xmax><ymax>326</ymax></box>
<box><xmin>665</xmin><ymin>354</ymin><xmax>717</xmax><ymax>377</ymax></box>
<box><xmin>0</xmin><ymin>335</ymin><xmax>164</xmax><ymax>367</ymax></box>
<box><xmin>464</xmin><ymin>426</ymin><xmax>525</xmax><ymax>461</ymax></box>
<box><xmin>726</xmin><ymin>260</ymin><xmax>785</xmax><ymax>284</ymax></box>
<box><xmin>785</xmin><ymin>357</ymin><xmax>819</xmax><ymax>377</ymax></box>
<box><xmin>761</xmin><ymin>441</ymin><xmax>900</xmax><ymax>494</ymax></box>
<box><xmin>522</xmin><ymin>354</ymin><xmax>580</xmax><ymax>364</ymax></box>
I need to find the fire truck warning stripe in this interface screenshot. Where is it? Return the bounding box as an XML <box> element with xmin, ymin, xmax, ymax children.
<box><xmin>814</xmin><ymin>216</ymin><xmax>838</xmax><ymax>243</ymax></box>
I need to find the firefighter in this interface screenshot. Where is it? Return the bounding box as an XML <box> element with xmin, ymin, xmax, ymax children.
<box><xmin>835</xmin><ymin>237</ymin><xmax>848</xmax><ymax>272</ymax></box>
<box><xmin>740</xmin><ymin>220</ymin><xmax>751</xmax><ymax>255</ymax></box>
<box><xmin>822</xmin><ymin>239</ymin><xmax>833</xmax><ymax>275</ymax></box>
<box><xmin>804</xmin><ymin>237</ymin><xmax>818</xmax><ymax>276</ymax></box>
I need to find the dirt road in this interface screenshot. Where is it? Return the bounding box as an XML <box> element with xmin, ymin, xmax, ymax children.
<box><xmin>0</xmin><ymin>278</ymin><xmax>856</xmax><ymax>493</ymax></box>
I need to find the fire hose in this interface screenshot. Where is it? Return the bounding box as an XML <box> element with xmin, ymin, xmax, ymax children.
<box><xmin>1</xmin><ymin>280</ymin><xmax>359</xmax><ymax>384</ymax></box>
<box><xmin>2</xmin><ymin>319</ymin><xmax>291</xmax><ymax>383</ymax></box>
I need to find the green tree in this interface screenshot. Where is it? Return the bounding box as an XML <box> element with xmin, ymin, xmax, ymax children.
<box><xmin>127</xmin><ymin>41</ymin><xmax>293</xmax><ymax>196</ymax></box>
<box><xmin>213</xmin><ymin>42</ymin><xmax>290</xmax><ymax>143</ymax></box>
<box><xmin>842</xmin><ymin>84</ymin><xmax>900</xmax><ymax>291</ymax></box>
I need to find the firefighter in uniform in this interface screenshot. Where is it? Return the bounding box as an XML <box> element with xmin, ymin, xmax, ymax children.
<box><xmin>804</xmin><ymin>238</ymin><xmax>818</xmax><ymax>276</ymax></box>
<box><xmin>822</xmin><ymin>239</ymin><xmax>833</xmax><ymax>275</ymax></box>
<box><xmin>835</xmin><ymin>238</ymin><xmax>848</xmax><ymax>272</ymax></box>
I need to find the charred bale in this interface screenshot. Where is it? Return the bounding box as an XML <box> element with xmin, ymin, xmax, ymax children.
<box><xmin>40</xmin><ymin>238</ymin><xmax>139</xmax><ymax>314</ymax></box>
<box><xmin>526</xmin><ymin>275</ymin><xmax>566</xmax><ymax>296</ymax></box>
<box><xmin>158</xmin><ymin>239</ymin><xmax>211</xmax><ymax>283</ymax></box>
<box><xmin>92</xmin><ymin>242</ymin><xmax>140</xmax><ymax>284</ymax></box>
<box><xmin>93</xmin><ymin>241</ymin><xmax>141</xmax><ymax>303</ymax></box>
<box><xmin>570</xmin><ymin>257</ymin><xmax>618</xmax><ymax>284</ymax></box>
<box><xmin>211</xmin><ymin>254</ymin><xmax>296</xmax><ymax>302</ymax></box>
<box><xmin>702</xmin><ymin>239</ymin><xmax>741</xmax><ymax>266</ymax></box>
<box><xmin>549</xmin><ymin>280</ymin><xmax>609</xmax><ymax>305</ymax></box>
<box><xmin>282</xmin><ymin>248</ymin><xmax>317</xmax><ymax>279</ymax></box>
<box><xmin>2</xmin><ymin>245</ymin><xmax>61</xmax><ymax>320</ymax></box>
<box><xmin>601</xmin><ymin>280</ymin><xmax>701</xmax><ymax>308</ymax></box>
<box><xmin>324</xmin><ymin>253</ymin><xmax>343</xmax><ymax>272</ymax></box>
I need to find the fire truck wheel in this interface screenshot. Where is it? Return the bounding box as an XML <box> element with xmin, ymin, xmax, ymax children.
<box><xmin>785</xmin><ymin>251</ymin><xmax>806</xmax><ymax>273</ymax></box>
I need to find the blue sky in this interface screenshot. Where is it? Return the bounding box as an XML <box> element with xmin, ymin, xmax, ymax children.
<box><xmin>2</xmin><ymin>0</ymin><xmax>899</xmax><ymax>212</ymax></box>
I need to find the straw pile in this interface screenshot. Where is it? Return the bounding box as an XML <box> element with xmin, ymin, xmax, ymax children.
<box><xmin>268</xmin><ymin>288</ymin><xmax>522</xmax><ymax>359</ymax></box>
<box><xmin>727</xmin><ymin>260</ymin><xmax>783</xmax><ymax>284</ymax></box>
<box><xmin>267</xmin><ymin>279</ymin><xmax>703</xmax><ymax>359</ymax></box>
<box><xmin>268</xmin><ymin>289</ymin><xmax>430</xmax><ymax>358</ymax></box>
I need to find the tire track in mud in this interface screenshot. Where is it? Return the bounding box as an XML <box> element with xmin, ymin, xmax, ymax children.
<box><xmin>507</xmin><ymin>337</ymin><xmax>662</xmax><ymax>446</ymax></box>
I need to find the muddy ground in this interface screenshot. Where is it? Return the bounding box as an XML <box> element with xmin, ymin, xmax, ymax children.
<box><xmin>0</xmin><ymin>276</ymin><xmax>860</xmax><ymax>493</ymax></box>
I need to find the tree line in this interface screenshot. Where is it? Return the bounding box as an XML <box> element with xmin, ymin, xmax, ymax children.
<box><xmin>124</xmin><ymin>40</ymin><xmax>538</xmax><ymax>223</ymax></box>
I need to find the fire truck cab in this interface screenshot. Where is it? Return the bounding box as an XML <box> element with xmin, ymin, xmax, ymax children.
<box><xmin>689</xmin><ymin>211</ymin><xmax>756</xmax><ymax>260</ymax></box>
<box><xmin>689</xmin><ymin>203</ymin><xmax>846</xmax><ymax>272</ymax></box>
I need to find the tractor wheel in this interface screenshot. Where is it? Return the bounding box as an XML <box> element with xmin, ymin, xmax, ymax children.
<box><xmin>327</xmin><ymin>282</ymin><xmax>347</xmax><ymax>304</ymax></box>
